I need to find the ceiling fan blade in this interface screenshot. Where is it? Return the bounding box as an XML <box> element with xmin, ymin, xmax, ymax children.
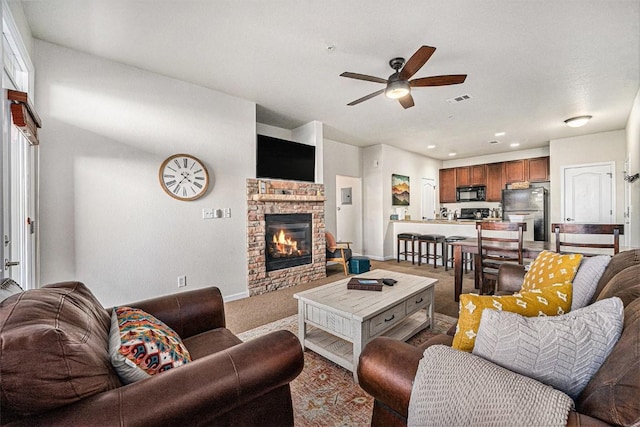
<box><xmin>340</xmin><ymin>72</ymin><xmax>388</xmax><ymax>84</ymax></box>
<box><xmin>399</xmin><ymin>46</ymin><xmax>436</xmax><ymax>80</ymax></box>
<box><xmin>347</xmin><ymin>89</ymin><xmax>385</xmax><ymax>106</ymax></box>
<box><xmin>398</xmin><ymin>94</ymin><xmax>415</xmax><ymax>109</ymax></box>
<box><xmin>410</xmin><ymin>74</ymin><xmax>467</xmax><ymax>87</ymax></box>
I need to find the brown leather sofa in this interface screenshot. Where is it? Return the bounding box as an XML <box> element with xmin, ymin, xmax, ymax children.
<box><xmin>0</xmin><ymin>282</ymin><xmax>304</xmax><ymax>426</ymax></box>
<box><xmin>358</xmin><ymin>249</ymin><xmax>640</xmax><ymax>427</ymax></box>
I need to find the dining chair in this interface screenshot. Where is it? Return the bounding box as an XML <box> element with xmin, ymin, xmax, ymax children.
<box><xmin>551</xmin><ymin>223</ymin><xmax>624</xmax><ymax>255</ymax></box>
<box><xmin>325</xmin><ymin>231</ymin><xmax>352</xmax><ymax>275</ymax></box>
<box><xmin>476</xmin><ymin>221</ymin><xmax>526</xmax><ymax>295</ymax></box>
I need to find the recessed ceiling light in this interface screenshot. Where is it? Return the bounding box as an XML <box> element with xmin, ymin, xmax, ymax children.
<box><xmin>510</xmin><ymin>143</ymin><xmax>520</xmax><ymax>148</ymax></box>
<box><xmin>427</xmin><ymin>145</ymin><xmax>436</xmax><ymax>149</ymax></box>
<box><xmin>448</xmin><ymin>152</ymin><xmax>457</xmax><ymax>157</ymax></box>
<box><xmin>495</xmin><ymin>132</ymin><xmax>506</xmax><ymax>137</ymax></box>
<box><xmin>564</xmin><ymin>115</ymin><xmax>592</xmax><ymax>128</ymax></box>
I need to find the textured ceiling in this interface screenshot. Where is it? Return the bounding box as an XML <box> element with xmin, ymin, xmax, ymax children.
<box><xmin>21</xmin><ymin>0</ymin><xmax>640</xmax><ymax>159</ymax></box>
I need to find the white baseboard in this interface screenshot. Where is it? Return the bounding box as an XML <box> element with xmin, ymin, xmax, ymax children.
<box><xmin>365</xmin><ymin>255</ymin><xmax>395</xmax><ymax>261</ymax></box>
<box><xmin>223</xmin><ymin>290</ymin><xmax>249</xmax><ymax>303</ymax></box>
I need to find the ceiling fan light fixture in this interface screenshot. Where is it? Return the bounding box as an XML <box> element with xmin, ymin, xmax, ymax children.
<box><xmin>385</xmin><ymin>80</ymin><xmax>410</xmax><ymax>99</ymax></box>
<box><xmin>564</xmin><ymin>115</ymin><xmax>592</xmax><ymax>128</ymax></box>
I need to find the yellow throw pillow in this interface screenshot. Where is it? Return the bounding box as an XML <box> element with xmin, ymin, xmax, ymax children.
<box><xmin>521</xmin><ymin>251</ymin><xmax>582</xmax><ymax>291</ymax></box>
<box><xmin>452</xmin><ymin>282</ymin><xmax>573</xmax><ymax>352</ymax></box>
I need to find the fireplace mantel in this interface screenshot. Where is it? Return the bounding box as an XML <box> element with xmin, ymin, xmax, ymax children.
<box><xmin>251</xmin><ymin>194</ymin><xmax>325</xmax><ymax>202</ymax></box>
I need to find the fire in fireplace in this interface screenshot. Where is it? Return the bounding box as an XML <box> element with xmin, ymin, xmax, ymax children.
<box><xmin>265</xmin><ymin>213</ymin><xmax>312</xmax><ymax>272</ymax></box>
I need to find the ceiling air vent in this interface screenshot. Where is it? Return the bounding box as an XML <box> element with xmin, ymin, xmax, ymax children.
<box><xmin>446</xmin><ymin>94</ymin><xmax>472</xmax><ymax>104</ymax></box>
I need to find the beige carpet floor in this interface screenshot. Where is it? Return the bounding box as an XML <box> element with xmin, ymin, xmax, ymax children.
<box><xmin>225</xmin><ymin>259</ymin><xmax>478</xmax><ymax>334</ymax></box>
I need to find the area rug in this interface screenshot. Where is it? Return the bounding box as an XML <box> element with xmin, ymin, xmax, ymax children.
<box><xmin>238</xmin><ymin>312</ymin><xmax>457</xmax><ymax>427</ymax></box>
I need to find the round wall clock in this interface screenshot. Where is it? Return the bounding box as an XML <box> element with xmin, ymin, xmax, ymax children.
<box><xmin>159</xmin><ymin>154</ymin><xmax>209</xmax><ymax>201</ymax></box>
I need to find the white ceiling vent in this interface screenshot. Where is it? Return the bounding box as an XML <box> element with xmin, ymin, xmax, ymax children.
<box><xmin>446</xmin><ymin>94</ymin><xmax>472</xmax><ymax>104</ymax></box>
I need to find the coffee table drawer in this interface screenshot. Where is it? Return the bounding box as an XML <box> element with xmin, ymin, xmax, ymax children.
<box><xmin>405</xmin><ymin>290</ymin><xmax>431</xmax><ymax>313</ymax></box>
<box><xmin>369</xmin><ymin>303</ymin><xmax>406</xmax><ymax>336</ymax></box>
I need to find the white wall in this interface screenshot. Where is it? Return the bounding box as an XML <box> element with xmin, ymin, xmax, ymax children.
<box><xmin>442</xmin><ymin>147</ymin><xmax>550</xmax><ymax>168</ymax></box>
<box><xmin>6</xmin><ymin>1</ymin><xmax>33</xmax><ymax>59</ymax></box>
<box><xmin>549</xmin><ymin>130</ymin><xmax>627</xmax><ymax>231</ymax></box>
<box><xmin>35</xmin><ymin>40</ymin><xmax>255</xmax><ymax>306</ymax></box>
<box><xmin>362</xmin><ymin>145</ymin><xmax>384</xmax><ymax>259</ymax></box>
<box><xmin>256</xmin><ymin>123</ymin><xmax>292</xmax><ymax>140</ymax></box>
<box><xmin>293</xmin><ymin>120</ymin><xmax>324</xmax><ymax>184</ymax></box>
<box><xmin>626</xmin><ymin>88</ymin><xmax>640</xmax><ymax>246</ymax></box>
<box><xmin>323</xmin><ymin>138</ymin><xmax>362</xmax><ymax>238</ymax></box>
<box><xmin>362</xmin><ymin>144</ymin><xmax>441</xmax><ymax>260</ymax></box>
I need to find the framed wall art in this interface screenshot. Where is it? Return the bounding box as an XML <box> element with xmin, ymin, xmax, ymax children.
<box><xmin>392</xmin><ymin>174</ymin><xmax>410</xmax><ymax>206</ymax></box>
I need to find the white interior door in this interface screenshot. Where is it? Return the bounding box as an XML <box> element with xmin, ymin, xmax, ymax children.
<box><xmin>421</xmin><ymin>178</ymin><xmax>436</xmax><ymax>220</ymax></box>
<box><xmin>623</xmin><ymin>158</ymin><xmax>632</xmax><ymax>246</ymax></box>
<box><xmin>562</xmin><ymin>162</ymin><xmax>614</xmax><ymax>223</ymax></box>
<box><xmin>336</xmin><ymin>175</ymin><xmax>363</xmax><ymax>255</ymax></box>
<box><xmin>1</xmin><ymin>8</ymin><xmax>37</xmax><ymax>287</ymax></box>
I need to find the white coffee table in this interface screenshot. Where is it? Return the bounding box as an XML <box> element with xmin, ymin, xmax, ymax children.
<box><xmin>294</xmin><ymin>269</ymin><xmax>436</xmax><ymax>381</ymax></box>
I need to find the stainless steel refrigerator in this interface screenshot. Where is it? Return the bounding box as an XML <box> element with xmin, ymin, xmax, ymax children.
<box><xmin>502</xmin><ymin>188</ymin><xmax>549</xmax><ymax>241</ymax></box>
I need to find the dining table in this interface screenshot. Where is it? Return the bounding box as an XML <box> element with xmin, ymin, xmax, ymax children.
<box><xmin>449</xmin><ymin>239</ymin><xmax>638</xmax><ymax>301</ymax></box>
<box><xmin>449</xmin><ymin>238</ymin><xmax>551</xmax><ymax>302</ymax></box>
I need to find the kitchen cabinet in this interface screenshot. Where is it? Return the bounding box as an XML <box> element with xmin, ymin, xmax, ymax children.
<box><xmin>455</xmin><ymin>167</ymin><xmax>470</xmax><ymax>186</ymax></box>
<box><xmin>504</xmin><ymin>157</ymin><xmax>550</xmax><ymax>184</ymax></box>
<box><xmin>470</xmin><ymin>164</ymin><xmax>486</xmax><ymax>185</ymax></box>
<box><xmin>504</xmin><ymin>160</ymin><xmax>526</xmax><ymax>184</ymax></box>
<box><xmin>455</xmin><ymin>165</ymin><xmax>485</xmax><ymax>187</ymax></box>
<box><xmin>439</xmin><ymin>156</ymin><xmax>549</xmax><ymax>203</ymax></box>
<box><xmin>486</xmin><ymin>162</ymin><xmax>504</xmax><ymax>202</ymax></box>
<box><xmin>527</xmin><ymin>156</ymin><xmax>550</xmax><ymax>182</ymax></box>
<box><xmin>439</xmin><ymin>168</ymin><xmax>457</xmax><ymax>203</ymax></box>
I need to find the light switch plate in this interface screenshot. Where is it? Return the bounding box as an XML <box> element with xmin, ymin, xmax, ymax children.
<box><xmin>202</xmin><ymin>208</ymin><xmax>214</xmax><ymax>219</ymax></box>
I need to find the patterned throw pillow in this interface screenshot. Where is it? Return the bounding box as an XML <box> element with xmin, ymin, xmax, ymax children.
<box><xmin>109</xmin><ymin>306</ymin><xmax>192</xmax><ymax>384</ymax></box>
<box><xmin>452</xmin><ymin>282</ymin><xmax>573</xmax><ymax>352</ymax></box>
<box><xmin>473</xmin><ymin>297</ymin><xmax>623</xmax><ymax>399</ymax></box>
<box><xmin>521</xmin><ymin>251</ymin><xmax>582</xmax><ymax>291</ymax></box>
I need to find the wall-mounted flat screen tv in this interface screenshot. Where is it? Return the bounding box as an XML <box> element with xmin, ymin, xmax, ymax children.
<box><xmin>256</xmin><ymin>134</ymin><xmax>315</xmax><ymax>182</ymax></box>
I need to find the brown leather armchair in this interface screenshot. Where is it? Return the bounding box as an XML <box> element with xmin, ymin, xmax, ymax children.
<box><xmin>358</xmin><ymin>250</ymin><xmax>640</xmax><ymax>427</ymax></box>
<box><xmin>1</xmin><ymin>282</ymin><xmax>304</xmax><ymax>426</ymax></box>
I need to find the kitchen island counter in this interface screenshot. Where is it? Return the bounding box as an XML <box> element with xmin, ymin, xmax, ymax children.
<box><xmin>391</xmin><ymin>220</ymin><xmax>479</xmax><ymax>264</ymax></box>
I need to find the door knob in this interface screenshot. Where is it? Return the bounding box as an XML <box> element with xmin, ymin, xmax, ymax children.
<box><xmin>4</xmin><ymin>259</ymin><xmax>19</xmax><ymax>269</ymax></box>
<box><xmin>565</xmin><ymin>218</ymin><xmax>574</xmax><ymax>222</ymax></box>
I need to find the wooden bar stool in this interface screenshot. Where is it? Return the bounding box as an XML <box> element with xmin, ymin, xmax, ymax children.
<box><xmin>417</xmin><ymin>234</ymin><xmax>446</xmax><ymax>268</ymax></box>
<box><xmin>397</xmin><ymin>233</ymin><xmax>420</xmax><ymax>264</ymax></box>
<box><xmin>444</xmin><ymin>236</ymin><xmax>473</xmax><ymax>272</ymax></box>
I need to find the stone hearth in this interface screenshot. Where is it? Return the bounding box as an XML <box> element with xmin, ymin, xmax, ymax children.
<box><xmin>246</xmin><ymin>179</ymin><xmax>326</xmax><ymax>296</ymax></box>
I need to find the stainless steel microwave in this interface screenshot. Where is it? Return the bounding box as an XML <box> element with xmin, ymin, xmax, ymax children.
<box><xmin>456</xmin><ymin>186</ymin><xmax>486</xmax><ymax>202</ymax></box>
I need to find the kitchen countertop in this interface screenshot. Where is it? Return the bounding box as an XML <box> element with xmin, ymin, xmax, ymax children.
<box><xmin>390</xmin><ymin>219</ymin><xmax>504</xmax><ymax>225</ymax></box>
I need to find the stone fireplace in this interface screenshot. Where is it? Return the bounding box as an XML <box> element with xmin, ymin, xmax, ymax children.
<box><xmin>246</xmin><ymin>179</ymin><xmax>326</xmax><ymax>296</ymax></box>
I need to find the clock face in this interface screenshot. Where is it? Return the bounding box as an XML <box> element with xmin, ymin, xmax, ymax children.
<box><xmin>159</xmin><ymin>154</ymin><xmax>209</xmax><ymax>201</ymax></box>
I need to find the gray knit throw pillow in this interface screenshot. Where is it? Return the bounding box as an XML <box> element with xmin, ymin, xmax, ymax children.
<box><xmin>0</xmin><ymin>278</ymin><xmax>23</xmax><ymax>302</ymax></box>
<box><xmin>473</xmin><ymin>297</ymin><xmax>623</xmax><ymax>399</ymax></box>
<box><xmin>571</xmin><ymin>255</ymin><xmax>610</xmax><ymax>310</ymax></box>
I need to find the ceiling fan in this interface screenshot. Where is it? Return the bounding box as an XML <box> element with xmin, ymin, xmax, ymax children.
<box><xmin>340</xmin><ymin>45</ymin><xmax>467</xmax><ymax>109</ymax></box>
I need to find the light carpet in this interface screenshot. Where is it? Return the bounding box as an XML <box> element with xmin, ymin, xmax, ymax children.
<box><xmin>238</xmin><ymin>312</ymin><xmax>457</xmax><ymax>427</ymax></box>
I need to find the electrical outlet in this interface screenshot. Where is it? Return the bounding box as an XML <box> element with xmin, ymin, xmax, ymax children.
<box><xmin>223</xmin><ymin>208</ymin><xmax>231</xmax><ymax>218</ymax></box>
<box><xmin>178</xmin><ymin>275</ymin><xmax>187</xmax><ymax>287</ymax></box>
